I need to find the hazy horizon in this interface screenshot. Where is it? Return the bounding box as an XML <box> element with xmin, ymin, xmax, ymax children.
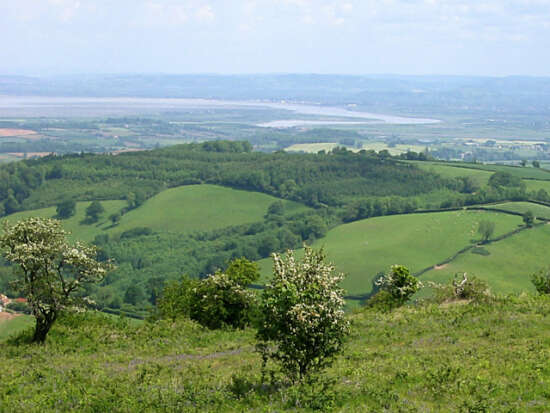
<box><xmin>2</xmin><ymin>1</ymin><xmax>550</xmax><ymax>77</ymax></box>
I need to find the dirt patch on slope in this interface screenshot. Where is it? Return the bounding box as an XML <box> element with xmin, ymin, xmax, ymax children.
<box><xmin>433</xmin><ymin>264</ymin><xmax>448</xmax><ymax>270</ymax></box>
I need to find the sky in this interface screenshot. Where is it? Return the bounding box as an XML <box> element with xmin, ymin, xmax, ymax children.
<box><xmin>1</xmin><ymin>0</ymin><xmax>550</xmax><ymax>76</ymax></box>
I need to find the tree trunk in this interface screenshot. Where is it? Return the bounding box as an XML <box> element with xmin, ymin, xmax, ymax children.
<box><xmin>32</xmin><ymin>312</ymin><xmax>56</xmax><ymax>343</ymax></box>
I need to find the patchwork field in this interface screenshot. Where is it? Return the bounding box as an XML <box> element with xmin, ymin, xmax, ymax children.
<box><xmin>2</xmin><ymin>185</ymin><xmax>309</xmax><ymax>242</ymax></box>
<box><xmin>259</xmin><ymin>209</ymin><xmax>523</xmax><ymax>296</ymax></box>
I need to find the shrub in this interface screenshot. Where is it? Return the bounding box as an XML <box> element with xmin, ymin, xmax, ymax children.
<box><xmin>375</xmin><ymin>265</ymin><xmax>421</xmax><ymax>306</ymax></box>
<box><xmin>531</xmin><ymin>268</ymin><xmax>550</xmax><ymax>295</ymax></box>
<box><xmin>365</xmin><ymin>290</ymin><xmax>402</xmax><ymax>312</ymax></box>
<box><xmin>429</xmin><ymin>273</ymin><xmax>491</xmax><ymax>303</ymax></box>
<box><xmin>190</xmin><ymin>271</ymin><xmax>258</xmax><ymax>329</ymax></box>
<box><xmin>6</xmin><ymin>300</ymin><xmax>31</xmax><ymax>314</ymax></box>
<box><xmin>154</xmin><ymin>258</ymin><xmax>260</xmax><ymax>328</ymax></box>
<box><xmin>257</xmin><ymin>246</ymin><xmax>350</xmax><ymax>382</ymax></box>
<box><xmin>225</xmin><ymin>257</ymin><xmax>260</xmax><ymax>286</ymax></box>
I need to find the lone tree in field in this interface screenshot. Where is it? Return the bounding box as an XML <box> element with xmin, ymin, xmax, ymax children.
<box><xmin>477</xmin><ymin>220</ymin><xmax>495</xmax><ymax>243</ymax></box>
<box><xmin>522</xmin><ymin>210</ymin><xmax>535</xmax><ymax>227</ymax></box>
<box><xmin>56</xmin><ymin>199</ymin><xmax>76</xmax><ymax>219</ymax></box>
<box><xmin>0</xmin><ymin>218</ymin><xmax>112</xmax><ymax>343</ymax></box>
<box><xmin>85</xmin><ymin>201</ymin><xmax>104</xmax><ymax>223</ymax></box>
<box><xmin>257</xmin><ymin>246</ymin><xmax>349</xmax><ymax>382</ymax></box>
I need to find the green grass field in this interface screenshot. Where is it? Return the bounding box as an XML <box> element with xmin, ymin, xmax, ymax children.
<box><xmin>421</xmin><ymin>223</ymin><xmax>550</xmax><ymax>293</ymax></box>
<box><xmin>490</xmin><ymin>201</ymin><xmax>550</xmax><ymax>220</ymax></box>
<box><xmin>453</xmin><ymin>162</ymin><xmax>550</xmax><ymax>180</ymax></box>
<box><xmin>0</xmin><ymin>315</ymin><xmax>33</xmax><ymax>342</ymax></box>
<box><xmin>112</xmin><ymin>185</ymin><xmax>308</xmax><ymax>234</ymax></box>
<box><xmin>3</xmin><ymin>185</ymin><xmax>309</xmax><ymax>242</ymax></box>
<box><xmin>524</xmin><ymin>179</ymin><xmax>550</xmax><ymax>193</ymax></box>
<box><xmin>408</xmin><ymin>161</ymin><xmax>493</xmax><ymax>186</ymax></box>
<box><xmin>2</xmin><ymin>200</ymin><xmax>127</xmax><ymax>242</ymax></box>
<box><xmin>259</xmin><ymin>210</ymin><xmax>523</xmax><ymax>296</ymax></box>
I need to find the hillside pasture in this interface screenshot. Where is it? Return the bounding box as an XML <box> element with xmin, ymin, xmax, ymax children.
<box><xmin>524</xmin><ymin>179</ymin><xmax>550</xmax><ymax>193</ymax></box>
<box><xmin>489</xmin><ymin>201</ymin><xmax>550</xmax><ymax>220</ymax></box>
<box><xmin>2</xmin><ymin>200</ymin><xmax>127</xmax><ymax>242</ymax></box>
<box><xmin>421</xmin><ymin>223</ymin><xmax>550</xmax><ymax>293</ymax></box>
<box><xmin>3</xmin><ymin>185</ymin><xmax>309</xmax><ymax>242</ymax></box>
<box><xmin>408</xmin><ymin>161</ymin><xmax>493</xmax><ymax>186</ymax></box>
<box><xmin>455</xmin><ymin>162</ymin><xmax>550</xmax><ymax>180</ymax></box>
<box><xmin>113</xmin><ymin>185</ymin><xmax>308</xmax><ymax>234</ymax></box>
<box><xmin>259</xmin><ymin>210</ymin><xmax>523</xmax><ymax>296</ymax></box>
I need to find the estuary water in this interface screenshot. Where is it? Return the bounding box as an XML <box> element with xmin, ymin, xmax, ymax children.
<box><xmin>0</xmin><ymin>96</ymin><xmax>440</xmax><ymax>126</ymax></box>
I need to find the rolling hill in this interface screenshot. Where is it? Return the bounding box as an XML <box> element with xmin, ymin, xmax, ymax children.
<box><xmin>259</xmin><ymin>208</ymin><xmax>527</xmax><ymax>297</ymax></box>
<box><xmin>2</xmin><ymin>185</ymin><xmax>309</xmax><ymax>242</ymax></box>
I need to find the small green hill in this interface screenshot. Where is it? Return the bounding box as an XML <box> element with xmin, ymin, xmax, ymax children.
<box><xmin>1</xmin><ymin>298</ymin><xmax>549</xmax><ymax>411</ymax></box>
<box><xmin>2</xmin><ymin>185</ymin><xmax>309</xmax><ymax>242</ymax></box>
<box><xmin>259</xmin><ymin>209</ymin><xmax>523</xmax><ymax>296</ymax></box>
<box><xmin>114</xmin><ymin>185</ymin><xmax>308</xmax><ymax>234</ymax></box>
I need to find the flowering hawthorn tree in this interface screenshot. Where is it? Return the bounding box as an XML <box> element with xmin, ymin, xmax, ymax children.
<box><xmin>257</xmin><ymin>246</ymin><xmax>349</xmax><ymax>382</ymax></box>
<box><xmin>0</xmin><ymin>218</ymin><xmax>112</xmax><ymax>343</ymax></box>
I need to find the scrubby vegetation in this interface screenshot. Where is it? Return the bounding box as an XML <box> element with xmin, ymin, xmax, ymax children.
<box><xmin>1</xmin><ymin>293</ymin><xmax>549</xmax><ymax>411</ymax></box>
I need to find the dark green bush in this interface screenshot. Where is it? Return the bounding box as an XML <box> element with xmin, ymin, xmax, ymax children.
<box><xmin>6</xmin><ymin>300</ymin><xmax>31</xmax><ymax>314</ymax></box>
<box><xmin>155</xmin><ymin>258</ymin><xmax>260</xmax><ymax>329</ymax></box>
<box><xmin>531</xmin><ymin>268</ymin><xmax>550</xmax><ymax>295</ymax></box>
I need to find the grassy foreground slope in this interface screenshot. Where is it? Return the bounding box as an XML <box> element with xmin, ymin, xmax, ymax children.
<box><xmin>2</xmin><ymin>185</ymin><xmax>308</xmax><ymax>242</ymax></box>
<box><xmin>1</xmin><ymin>298</ymin><xmax>549</xmax><ymax>411</ymax></box>
<box><xmin>259</xmin><ymin>210</ymin><xmax>522</xmax><ymax>296</ymax></box>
